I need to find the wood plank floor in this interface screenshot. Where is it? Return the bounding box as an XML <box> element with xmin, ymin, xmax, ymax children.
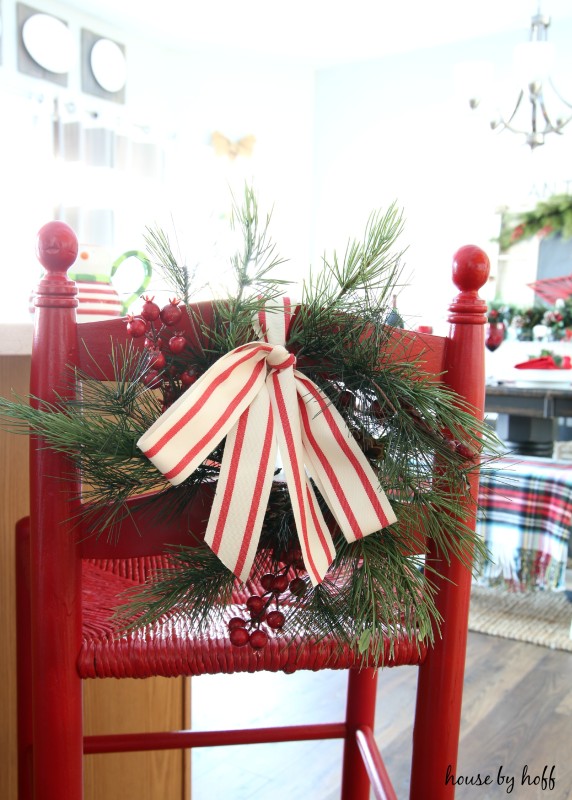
<box><xmin>191</xmin><ymin>631</ymin><xmax>572</xmax><ymax>800</ymax></box>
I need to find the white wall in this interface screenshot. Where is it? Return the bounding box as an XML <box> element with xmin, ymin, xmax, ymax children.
<box><xmin>312</xmin><ymin>22</ymin><xmax>572</xmax><ymax>331</ymax></box>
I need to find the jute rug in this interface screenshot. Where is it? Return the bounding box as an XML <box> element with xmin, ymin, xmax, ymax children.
<box><xmin>469</xmin><ymin>585</ymin><xmax>572</xmax><ymax>653</ymax></box>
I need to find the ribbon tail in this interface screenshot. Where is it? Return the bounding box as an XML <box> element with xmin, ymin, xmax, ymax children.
<box><xmin>204</xmin><ymin>390</ymin><xmax>277</xmax><ymax>582</ymax></box>
<box><xmin>299</xmin><ymin>475</ymin><xmax>337</xmax><ymax>586</ymax></box>
<box><xmin>296</xmin><ymin>373</ymin><xmax>396</xmax><ymax>543</ymax></box>
<box><xmin>267</xmin><ymin>368</ymin><xmax>336</xmax><ymax>586</ymax></box>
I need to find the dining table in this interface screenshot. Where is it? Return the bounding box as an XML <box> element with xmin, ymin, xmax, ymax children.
<box><xmin>476</xmin><ymin>455</ymin><xmax>572</xmax><ymax>591</ymax></box>
<box><xmin>485</xmin><ymin>380</ymin><xmax>572</xmax><ymax>457</ymax></box>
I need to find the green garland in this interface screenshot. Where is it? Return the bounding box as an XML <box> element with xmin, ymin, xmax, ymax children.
<box><xmin>499</xmin><ymin>194</ymin><xmax>572</xmax><ymax>252</ymax></box>
<box><xmin>487</xmin><ymin>298</ymin><xmax>572</xmax><ymax>340</ymax></box>
<box><xmin>0</xmin><ymin>189</ymin><xmax>500</xmax><ymax>663</ymax></box>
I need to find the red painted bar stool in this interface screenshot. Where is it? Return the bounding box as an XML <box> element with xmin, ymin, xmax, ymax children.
<box><xmin>14</xmin><ymin>220</ymin><xmax>490</xmax><ymax>800</ymax></box>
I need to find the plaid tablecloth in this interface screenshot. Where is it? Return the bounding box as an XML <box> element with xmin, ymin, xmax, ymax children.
<box><xmin>476</xmin><ymin>456</ymin><xmax>572</xmax><ymax>591</ymax></box>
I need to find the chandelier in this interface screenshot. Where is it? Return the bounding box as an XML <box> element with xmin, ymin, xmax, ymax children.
<box><xmin>469</xmin><ymin>11</ymin><xmax>572</xmax><ymax>149</ymax></box>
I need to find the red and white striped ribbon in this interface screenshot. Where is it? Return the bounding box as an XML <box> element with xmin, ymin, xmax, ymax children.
<box><xmin>137</xmin><ymin>300</ymin><xmax>396</xmax><ymax>585</ymax></box>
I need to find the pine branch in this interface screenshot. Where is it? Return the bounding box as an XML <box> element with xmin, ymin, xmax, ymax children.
<box><xmin>218</xmin><ymin>185</ymin><xmax>290</xmax><ymax>349</ymax></box>
<box><xmin>298</xmin><ymin>203</ymin><xmax>406</xmax><ymax>337</ymax></box>
<box><xmin>143</xmin><ymin>226</ymin><xmax>195</xmax><ymax>305</ymax></box>
<box><xmin>115</xmin><ymin>545</ymin><xmax>237</xmax><ymax>632</ymax></box>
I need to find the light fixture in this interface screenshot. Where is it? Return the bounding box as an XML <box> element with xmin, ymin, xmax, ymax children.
<box><xmin>90</xmin><ymin>39</ymin><xmax>127</xmax><ymax>94</ymax></box>
<box><xmin>470</xmin><ymin>10</ymin><xmax>572</xmax><ymax>149</ymax></box>
<box><xmin>81</xmin><ymin>30</ymin><xmax>127</xmax><ymax>102</ymax></box>
<box><xmin>20</xmin><ymin>11</ymin><xmax>76</xmax><ymax>75</ymax></box>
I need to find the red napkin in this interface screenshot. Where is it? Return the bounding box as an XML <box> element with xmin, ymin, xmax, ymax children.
<box><xmin>515</xmin><ymin>356</ymin><xmax>558</xmax><ymax>369</ymax></box>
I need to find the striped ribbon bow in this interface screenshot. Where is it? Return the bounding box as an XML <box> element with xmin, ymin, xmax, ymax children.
<box><xmin>137</xmin><ymin>300</ymin><xmax>396</xmax><ymax>585</ymax></box>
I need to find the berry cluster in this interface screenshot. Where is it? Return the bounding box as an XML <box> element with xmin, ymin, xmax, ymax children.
<box><xmin>125</xmin><ymin>296</ymin><xmax>197</xmax><ymax>410</ymax></box>
<box><xmin>228</xmin><ymin>549</ymin><xmax>308</xmax><ymax>651</ymax></box>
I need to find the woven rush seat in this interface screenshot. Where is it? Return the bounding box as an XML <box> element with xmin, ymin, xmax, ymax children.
<box><xmin>79</xmin><ymin>556</ymin><xmax>427</xmax><ymax>679</ymax></box>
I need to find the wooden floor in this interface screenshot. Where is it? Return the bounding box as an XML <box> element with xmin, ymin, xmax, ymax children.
<box><xmin>191</xmin><ymin>631</ymin><xmax>572</xmax><ymax>800</ymax></box>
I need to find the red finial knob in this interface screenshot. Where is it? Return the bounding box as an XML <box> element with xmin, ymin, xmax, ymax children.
<box><xmin>451</xmin><ymin>245</ymin><xmax>490</xmax><ymax>293</ymax></box>
<box><xmin>36</xmin><ymin>221</ymin><xmax>78</xmax><ymax>275</ymax></box>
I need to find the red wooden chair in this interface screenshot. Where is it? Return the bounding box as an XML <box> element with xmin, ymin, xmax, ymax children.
<box><xmin>16</xmin><ymin>221</ymin><xmax>490</xmax><ymax>800</ymax></box>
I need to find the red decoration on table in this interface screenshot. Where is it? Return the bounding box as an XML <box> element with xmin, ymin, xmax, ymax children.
<box><xmin>515</xmin><ymin>355</ymin><xmax>572</xmax><ymax>370</ymax></box>
<box><xmin>515</xmin><ymin>356</ymin><xmax>559</xmax><ymax>369</ymax></box>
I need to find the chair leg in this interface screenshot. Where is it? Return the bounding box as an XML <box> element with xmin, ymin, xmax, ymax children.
<box><xmin>341</xmin><ymin>667</ymin><xmax>391</xmax><ymax>800</ymax></box>
<box><xmin>16</xmin><ymin>519</ymin><xmax>33</xmax><ymax>800</ymax></box>
<box><xmin>28</xmin><ymin>520</ymin><xmax>84</xmax><ymax>799</ymax></box>
<box><xmin>410</xmin><ymin>556</ymin><xmax>472</xmax><ymax>799</ymax></box>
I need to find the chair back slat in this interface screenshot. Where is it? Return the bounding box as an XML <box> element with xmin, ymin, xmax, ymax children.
<box><xmin>78</xmin><ymin>487</ymin><xmax>213</xmax><ymax>559</ymax></box>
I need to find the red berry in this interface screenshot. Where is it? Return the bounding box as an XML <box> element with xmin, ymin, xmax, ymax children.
<box><xmin>160</xmin><ymin>299</ymin><xmax>183</xmax><ymax>327</ymax></box>
<box><xmin>180</xmin><ymin>370</ymin><xmax>197</xmax><ymax>387</ymax></box>
<box><xmin>229</xmin><ymin>627</ymin><xmax>250</xmax><ymax>647</ymax></box>
<box><xmin>168</xmin><ymin>333</ymin><xmax>186</xmax><ymax>354</ymax></box>
<box><xmin>287</xmin><ymin>547</ymin><xmax>304</xmax><ymax>569</ymax></box>
<box><xmin>289</xmin><ymin>577</ymin><xmax>307</xmax><ymax>597</ymax></box>
<box><xmin>442</xmin><ymin>436</ymin><xmax>457</xmax><ymax>453</ymax></box>
<box><xmin>142</xmin><ymin>369</ymin><xmax>161</xmax><ymax>387</ymax></box>
<box><xmin>371</xmin><ymin>400</ymin><xmax>384</xmax><ymax>419</ymax></box>
<box><xmin>280</xmin><ymin>546</ymin><xmax>304</xmax><ymax>569</ymax></box>
<box><xmin>162</xmin><ymin>386</ymin><xmax>176</xmax><ymax>404</ymax></box>
<box><xmin>455</xmin><ymin>441</ymin><xmax>477</xmax><ymax>461</ymax></box>
<box><xmin>228</xmin><ymin>616</ymin><xmax>247</xmax><ymax>630</ymax></box>
<box><xmin>140</xmin><ymin>296</ymin><xmax>161</xmax><ymax>322</ymax></box>
<box><xmin>339</xmin><ymin>389</ymin><xmax>355</xmax><ymax>408</ymax></box>
<box><xmin>271</xmin><ymin>574</ymin><xmax>289</xmax><ymax>593</ymax></box>
<box><xmin>249</xmin><ymin>629</ymin><xmax>268</xmax><ymax>649</ymax></box>
<box><xmin>246</xmin><ymin>594</ymin><xmax>262</xmax><ymax>607</ymax></box>
<box><xmin>285</xmin><ymin>545</ymin><xmax>302</xmax><ymax>562</ymax></box>
<box><xmin>266</xmin><ymin>610</ymin><xmax>285</xmax><ymax>630</ymax></box>
<box><xmin>126</xmin><ymin>316</ymin><xmax>147</xmax><ymax>338</ymax></box>
<box><xmin>260</xmin><ymin>573</ymin><xmax>275</xmax><ymax>591</ymax></box>
<box><xmin>246</xmin><ymin>595</ymin><xmax>265</xmax><ymax>615</ymax></box>
<box><xmin>148</xmin><ymin>350</ymin><xmax>166</xmax><ymax>370</ymax></box>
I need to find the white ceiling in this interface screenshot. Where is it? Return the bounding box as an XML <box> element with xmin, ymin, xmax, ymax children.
<box><xmin>62</xmin><ymin>0</ymin><xmax>572</xmax><ymax>65</ymax></box>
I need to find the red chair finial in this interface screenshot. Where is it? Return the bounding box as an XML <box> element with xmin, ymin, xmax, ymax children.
<box><xmin>451</xmin><ymin>245</ymin><xmax>490</xmax><ymax>293</ymax></box>
<box><xmin>36</xmin><ymin>221</ymin><xmax>78</xmax><ymax>275</ymax></box>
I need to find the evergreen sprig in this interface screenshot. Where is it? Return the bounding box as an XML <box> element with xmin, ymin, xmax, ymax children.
<box><xmin>143</xmin><ymin>226</ymin><xmax>195</xmax><ymax>305</ymax></box>
<box><xmin>0</xmin><ymin>187</ymin><xmax>501</xmax><ymax>660</ymax></box>
<box><xmin>118</xmin><ymin>545</ymin><xmax>238</xmax><ymax>631</ymax></box>
<box><xmin>215</xmin><ymin>186</ymin><xmax>290</xmax><ymax>350</ymax></box>
<box><xmin>297</xmin><ymin>204</ymin><xmax>406</xmax><ymax>338</ymax></box>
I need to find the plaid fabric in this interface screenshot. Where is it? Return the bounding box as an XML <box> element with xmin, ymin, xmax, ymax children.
<box><xmin>476</xmin><ymin>456</ymin><xmax>572</xmax><ymax>591</ymax></box>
